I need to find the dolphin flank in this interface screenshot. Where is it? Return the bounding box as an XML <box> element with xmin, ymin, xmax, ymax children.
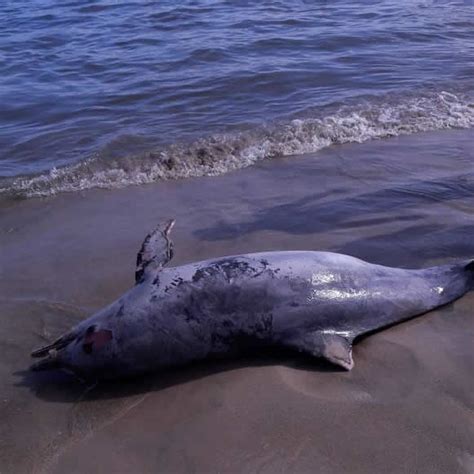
<box><xmin>31</xmin><ymin>220</ymin><xmax>474</xmax><ymax>378</ymax></box>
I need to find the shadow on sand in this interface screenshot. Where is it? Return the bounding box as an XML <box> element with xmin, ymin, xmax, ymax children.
<box><xmin>13</xmin><ymin>172</ymin><xmax>474</xmax><ymax>405</ymax></box>
<box><xmin>14</xmin><ymin>348</ymin><xmax>341</xmax><ymax>404</ymax></box>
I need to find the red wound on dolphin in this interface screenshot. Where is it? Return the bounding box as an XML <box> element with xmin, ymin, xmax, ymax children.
<box><xmin>83</xmin><ymin>327</ymin><xmax>113</xmax><ymax>354</ymax></box>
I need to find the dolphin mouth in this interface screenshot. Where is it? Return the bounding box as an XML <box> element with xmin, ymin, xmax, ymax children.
<box><xmin>30</xmin><ymin>332</ymin><xmax>77</xmax><ymax>372</ymax></box>
<box><xmin>30</xmin><ymin>349</ymin><xmax>63</xmax><ymax>371</ymax></box>
<box><xmin>31</xmin><ymin>332</ymin><xmax>77</xmax><ymax>358</ymax></box>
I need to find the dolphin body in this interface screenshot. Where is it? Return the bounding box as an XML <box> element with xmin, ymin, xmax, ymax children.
<box><xmin>31</xmin><ymin>220</ymin><xmax>474</xmax><ymax>378</ymax></box>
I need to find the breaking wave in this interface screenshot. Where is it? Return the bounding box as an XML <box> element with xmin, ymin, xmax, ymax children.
<box><xmin>1</xmin><ymin>90</ymin><xmax>473</xmax><ymax>198</ymax></box>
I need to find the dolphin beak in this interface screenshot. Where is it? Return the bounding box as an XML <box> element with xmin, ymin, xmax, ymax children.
<box><xmin>30</xmin><ymin>331</ymin><xmax>77</xmax><ymax>372</ymax></box>
<box><xmin>31</xmin><ymin>332</ymin><xmax>77</xmax><ymax>359</ymax></box>
<box><xmin>30</xmin><ymin>349</ymin><xmax>63</xmax><ymax>372</ymax></box>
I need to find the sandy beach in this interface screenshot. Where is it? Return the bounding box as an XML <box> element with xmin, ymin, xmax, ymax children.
<box><xmin>1</xmin><ymin>129</ymin><xmax>473</xmax><ymax>473</ymax></box>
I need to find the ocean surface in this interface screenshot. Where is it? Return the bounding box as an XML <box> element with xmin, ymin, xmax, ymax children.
<box><xmin>1</xmin><ymin>0</ymin><xmax>473</xmax><ymax>197</ymax></box>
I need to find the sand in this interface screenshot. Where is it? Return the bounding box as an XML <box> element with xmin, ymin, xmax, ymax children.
<box><xmin>1</xmin><ymin>129</ymin><xmax>473</xmax><ymax>473</ymax></box>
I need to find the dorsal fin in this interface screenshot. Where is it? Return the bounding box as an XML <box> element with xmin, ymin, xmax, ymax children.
<box><xmin>135</xmin><ymin>219</ymin><xmax>175</xmax><ymax>284</ymax></box>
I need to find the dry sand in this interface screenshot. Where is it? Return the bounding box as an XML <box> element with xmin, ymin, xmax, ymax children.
<box><xmin>1</xmin><ymin>129</ymin><xmax>473</xmax><ymax>473</ymax></box>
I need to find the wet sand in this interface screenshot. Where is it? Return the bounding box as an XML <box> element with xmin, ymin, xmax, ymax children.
<box><xmin>1</xmin><ymin>129</ymin><xmax>473</xmax><ymax>473</ymax></box>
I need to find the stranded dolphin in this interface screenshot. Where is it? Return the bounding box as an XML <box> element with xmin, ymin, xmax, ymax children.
<box><xmin>31</xmin><ymin>220</ymin><xmax>474</xmax><ymax>378</ymax></box>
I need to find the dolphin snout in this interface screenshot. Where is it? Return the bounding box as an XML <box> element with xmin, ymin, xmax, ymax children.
<box><xmin>30</xmin><ymin>324</ymin><xmax>114</xmax><ymax>375</ymax></box>
<box><xmin>30</xmin><ymin>349</ymin><xmax>64</xmax><ymax>371</ymax></box>
<box><xmin>30</xmin><ymin>330</ymin><xmax>77</xmax><ymax>372</ymax></box>
<box><xmin>31</xmin><ymin>331</ymin><xmax>77</xmax><ymax>359</ymax></box>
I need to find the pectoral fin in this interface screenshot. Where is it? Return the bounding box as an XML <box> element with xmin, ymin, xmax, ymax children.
<box><xmin>320</xmin><ymin>333</ymin><xmax>354</xmax><ymax>370</ymax></box>
<box><xmin>284</xmin><ymin>331</ymin><xmax>354</xmax><ymax>370</ymax></box>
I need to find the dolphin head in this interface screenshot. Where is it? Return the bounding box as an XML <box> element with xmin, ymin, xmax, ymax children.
<box><xmin>29</xmin><ymin>219</ymin><xmax>186</xmax><ymax>379</ymax></box>
<box><xmin>30</xmin><ymin>299</ymin><xmax>126</xmax><ymax>379</ymax></box>
<box><xmin>31</xmin><ymin>326</ymin><xmax>117</xmax><ymax>379</ymax></box>
<box><xmin>30</xmin><ymin>281</ymin><xmax>176</xmax><ymax>379</ymax></box>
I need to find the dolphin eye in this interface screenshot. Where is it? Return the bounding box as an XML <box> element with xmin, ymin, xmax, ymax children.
<box><xmin>86</xmin><ymin>325</ymin><xmax>95</xmax><ymax>335</ymax></box>
<box><xmin>82</xmin><ymin>326</ymin><xmax>113</xmax><ymax>354</ymax></box>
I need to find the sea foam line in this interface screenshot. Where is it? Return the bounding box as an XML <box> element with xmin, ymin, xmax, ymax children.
<box><xmin>2</xmin><ymin>90</ymin><xmax>473</xmax><ymax>198</ymax></box>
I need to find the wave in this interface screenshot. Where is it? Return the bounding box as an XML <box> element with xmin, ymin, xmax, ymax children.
<box><xmin>1</xmin><ymin>90</ymin><xmax>473</xmax><ymax>199</ymax></box>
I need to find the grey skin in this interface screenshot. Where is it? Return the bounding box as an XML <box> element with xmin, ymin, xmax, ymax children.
<box><xmin>31</xmin><ymin>220</ymin><xmax>474</xmax><ymax>378</ymax></box>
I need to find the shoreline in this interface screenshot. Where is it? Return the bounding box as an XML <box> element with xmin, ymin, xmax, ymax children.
<box><xmin>2</xmin><ymin>88</ymin><xmax>474</xmax><ymax>200</ymax></box>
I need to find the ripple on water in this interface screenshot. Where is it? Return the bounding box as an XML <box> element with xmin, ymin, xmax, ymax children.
<box><xmin>1</xmin><ymin>0</ymin><xmax>474</xmax><ymax>179</ymax></box>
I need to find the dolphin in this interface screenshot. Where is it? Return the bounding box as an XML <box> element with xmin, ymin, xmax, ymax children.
<box><xmin>31</xmin><ymin>220</ymin><xmax>474</xmax><ymax>378</ymax></box>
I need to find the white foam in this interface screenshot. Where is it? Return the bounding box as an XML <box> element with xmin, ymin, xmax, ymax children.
<box><xmin>2</xmin><ymin>90</ymin><xmax>473</xmax><ymax>198</ymax></box>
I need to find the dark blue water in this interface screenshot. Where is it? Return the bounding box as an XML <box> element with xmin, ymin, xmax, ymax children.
<box><xmin>1</xmin><ymin>0</ymin><xmax>473</xmax><ymax>196</ymax></box>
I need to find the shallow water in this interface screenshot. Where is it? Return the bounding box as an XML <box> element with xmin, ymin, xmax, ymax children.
<box><xmin>1</xmin><ymin>0</ymin><xmax>474</xmax><ymax>196</ymax></box>
<box><xmin>1</xmin><ymin>130</ymin><xmax>473</xmax><ymax>473</ymax></box>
